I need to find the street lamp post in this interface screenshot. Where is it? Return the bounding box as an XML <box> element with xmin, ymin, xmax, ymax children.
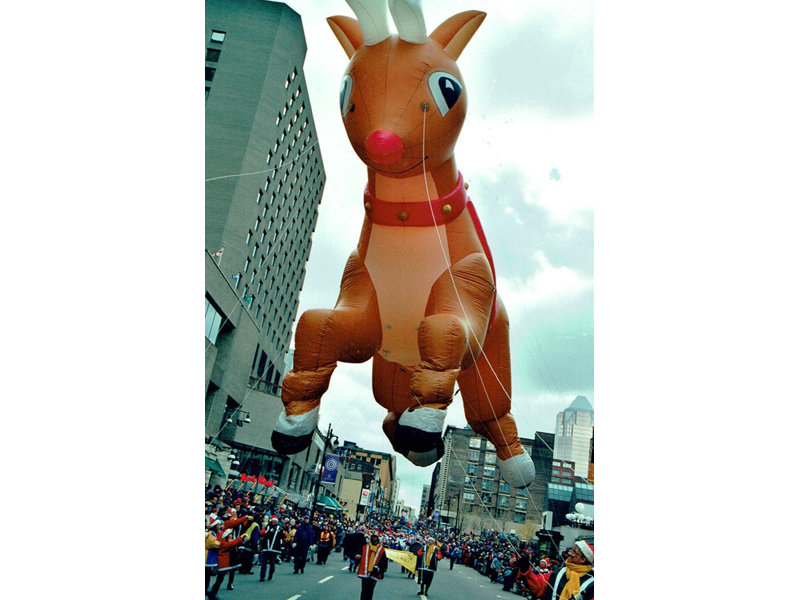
<box><xmin>311</xmin><ymin>423</ymin><xmax>338</xmax><ymax>518</ymax></box>
<box><xmin>455</xmin><ymin>491</ymin><xmax>461</xmax><ymax>532</ymax></box>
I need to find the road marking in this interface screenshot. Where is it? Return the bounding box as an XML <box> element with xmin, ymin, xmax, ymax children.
<box><xmin>318</xmin><ymin>576</ymin><xmax>334</xmax><ymax>583</ymax></box>
<box><xmin>341</xmin><ymin>566</ymin><xmax>350</xmax><ymax>571</ymax></box>
<box><xmin>287</xmin><ymin>596</ymin><xmax>302</xmax><ymax>600</ymax></box>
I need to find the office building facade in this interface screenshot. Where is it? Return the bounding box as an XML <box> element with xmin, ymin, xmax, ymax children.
<box><xmin>205</xmin><ymin>0</ymin><xmax>326</xmax><ymax>482</ymax></box>
<box><xmin>433</xmin><ymin>425</ymin><xmax>554</xmax><ymax>534</ymax></box>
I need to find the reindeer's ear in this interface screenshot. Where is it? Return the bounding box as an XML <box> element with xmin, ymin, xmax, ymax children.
<box><xmin>429</xmin><ymin>10</ymin><xmax>486</xmax><ymax>60</ymax></box>
<box><xmin>327</xmin><ymin>15</ymin><xmax>364</xmax><ymax>59</ymax></box>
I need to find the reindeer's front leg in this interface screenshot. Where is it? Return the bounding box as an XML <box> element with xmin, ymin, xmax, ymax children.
<box><xmin>271</xmin><ymin>251</ymin><xmax>381</xmax><ymax>454</ymax></box>
<box><xmin>392</xmin><ymin>253</ymin><xmax>495</xmax><ymax>465</ymax></box>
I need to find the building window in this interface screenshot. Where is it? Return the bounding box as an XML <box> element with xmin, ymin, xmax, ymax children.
<box><xmin>497</xmin><ymin>495</ymin><xmax>510</xmax><ymax>508</ymax></box>
<box><xmin>210</xmin><ymin>30</ymin><xmax>226</xmax><ymax>43</ymax></box>
<box><xmin>483</xmin><ymin>465</ymin><xmax>495</xmax><ymax>478</ymax></box>
<box><xmin>466</xmin><ymin>463</ymin><xmax>478</xmax><ymax>475</ymax></box>
<box><xmin>485</xmin><ymin>452</ymin><xmax>497</xmax><ymax>465</ymax></box>
<box><xmin>205</xmin><ymin>67</ymin><xmax>216</xmax><ymax>82</ymax></box>
<box><xmin>205</xmin><ymin>87</ymin><xmax>211</xmax><ymax>100</ymax></box>
<box><xmin>205</xmin><ymin>298</ymin><xmax>223</xmax><ymax>345</ymax></box>
<box><xmin>463</xmin><ymin>491</ymin><xmax>475</xmax><ymax>503</ymax></box>
<box><xmin>513</xmin><ymin>512</ymin><xmax>526</xmax><ymax>523</ymax></box>
<box><xmin>499</xmin><ymin>481</ymin><xmax>511</xmax><ymax>494</ymax></box>
<box><xmin>205</xmin><ymin>48</ymin><xmax>221</xmax><ymax>62</ymax></box>
<box><xmin>515</xmin><ymin>498</ymin><xmax>528</xmax><ymax>510</ymax></box>
<box><xmin>289</xmin><ymin>464</ymin><xmax>300</xmax><ymax>490</ymax></box>
<box><xmin>469</xmin><ymin>437</ymin><xmax>482</xmax><ymax>449</ymax></box>
<box><xmin>481</xmin><ymin>479</ymin><xmax>493</xmax><ymax>492</ymax></box>
<box><xmin>481</xmin><ymin>493</ymin><xmax>493</xmax><ymax>505</ymax></box>
<box><xmin>467</xmin><ymin>450</ymin><xmax>480</xmax><ymax>462</ymax></box>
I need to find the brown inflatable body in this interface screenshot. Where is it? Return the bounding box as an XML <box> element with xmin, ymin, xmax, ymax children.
<box><xmin>272</xmin><ymin>0</ymin><xmax>535</xmax><ymax>488</ymax></box>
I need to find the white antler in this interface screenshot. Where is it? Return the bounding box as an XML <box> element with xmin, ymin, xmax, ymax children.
<box><xmin>389</xmin><ymin>0</ymin><xmax>427</xmax><ymax>44</ymax></box>
<box><xmin>345</xmin><ymin>0</ymin><xmax>392</xmax><ymax>46</ymax></box>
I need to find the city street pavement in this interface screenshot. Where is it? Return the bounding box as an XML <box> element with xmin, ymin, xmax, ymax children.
<box><xmin>208</xmin><ymin>552</ymin><xmax>522</xmax><ymax>600</ymax></box>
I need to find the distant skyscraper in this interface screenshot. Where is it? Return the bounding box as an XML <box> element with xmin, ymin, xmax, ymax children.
<box><xmin>553</xmin><ymin>396</ymin><xmax>594</xmax><ymax>480</ymax></box>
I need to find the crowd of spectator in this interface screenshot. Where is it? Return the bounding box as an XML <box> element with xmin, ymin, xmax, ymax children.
<box><xmin>204</xmin><ymin>483</ymin><xmax>593</xmax><ymax>600</ymax></box>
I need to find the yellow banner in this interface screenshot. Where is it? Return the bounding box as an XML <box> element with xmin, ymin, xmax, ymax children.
<box><xmin>384</xmin><ymin>549</ymin><xmax>417</xmax><ymax>574</ymax></box>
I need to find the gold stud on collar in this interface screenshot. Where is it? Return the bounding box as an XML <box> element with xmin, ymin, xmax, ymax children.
<box><xmin>441</xmin><ymin>204</ymin><xmax>452</xmax><ymax>214</ymax></box>
<box><xmin>397</xmin><ymin>211</ymin><xmax>409</xmax><ymax>221</ymax></box>
<box><xmin>365</xmin><ymin>202</ymin><xmax>372</xmax><ymax>212</ymax></box>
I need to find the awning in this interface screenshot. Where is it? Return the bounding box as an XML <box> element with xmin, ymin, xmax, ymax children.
<box><xmin>316</xmin><ymin>496</ymin><xmax>344</xmax><ymax>511</ymax></box>
<box><xmin>205</xmin><ymin>457</ymin><xmax>225</xmax><ymax>476</ymax></box>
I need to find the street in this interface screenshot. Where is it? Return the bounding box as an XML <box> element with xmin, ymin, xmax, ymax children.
<box><xmin>211</xmin><ymin>553</ymin><xmax>521</xmax><ymax>600</ymax></box>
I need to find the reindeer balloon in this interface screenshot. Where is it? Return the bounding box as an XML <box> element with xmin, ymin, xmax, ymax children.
<box><xmin>272</xmin><ymin>0</ymin><xmax>536</xmax><ymax>488</ymax></box>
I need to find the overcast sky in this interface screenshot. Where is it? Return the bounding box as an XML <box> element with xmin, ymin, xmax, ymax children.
<box><xmin>279</xmin><ymin>0</ymin><xmax>594</xmax><ymax>512</ymax></box>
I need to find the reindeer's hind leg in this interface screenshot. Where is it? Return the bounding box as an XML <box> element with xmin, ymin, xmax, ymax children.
<box><xmin>392</xmin><ymin>253</ymin><xmax>494</xmax><ymax>465</ymax></box>
<box><xmin>271</xmin><ymin>251</ymin><xmax>381</xmax><ymax>454</ymax></box>
<box><xmin>457</xmin><ymin>298</ymin><xmax>536</xmax><ymax>488</ymax></box>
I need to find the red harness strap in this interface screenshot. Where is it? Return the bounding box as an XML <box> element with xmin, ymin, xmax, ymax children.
<box><xmin>361</xmin><ymin>172</ymin><xmax>497</xmax><ymax>329</ymax></box>
<box><xmin>363</xmin><ymin>172</ymin><xmax>468</xmax><ymax>227</ymax></box>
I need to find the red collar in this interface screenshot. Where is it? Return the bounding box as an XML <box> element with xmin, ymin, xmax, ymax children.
<box><xmin>363</xmin><ymin>172</ymin><xmax>467</xmax><ymax>227</ymax></box>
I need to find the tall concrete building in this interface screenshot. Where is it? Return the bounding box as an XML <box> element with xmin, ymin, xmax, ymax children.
<box><xmin>433</xmin><ymin>426</ymin><xmax>554</xmax><ymax>534</ymax></box>
<box><xmin>420</xmin><ymin>484</ymin><xmax>431</xmax><ymax>517</ymax></box>
<box><xmin>204</xmin><ymin>0</ymin><xmax>326</xmax><ymax>483</ymax></box>
<box><xmin>553</xmin><ymin>396</ymin><xmax>594</xmax><ymax>480</ymax></box>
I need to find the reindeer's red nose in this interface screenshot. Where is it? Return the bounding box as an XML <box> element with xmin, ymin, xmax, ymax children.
<box><xmin>365</xmin><ymin>130</ymin><xmax>405</xmax><ymax>165</ymax></box>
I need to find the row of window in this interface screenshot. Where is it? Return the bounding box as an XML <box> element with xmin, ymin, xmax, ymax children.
<box><xmin>467</xmin><ymin>449</ymin><xmax>497</xmax><ymax>464</ymax></box>
<box><xmin>462</xmin><ymin>491</ymin><xmax>529</xmax><ymax>510</ymax></box>
<box><xmin>205</xmin><ymin>30</ymin><xmax>225</xmax><ymax>99</ymax></box>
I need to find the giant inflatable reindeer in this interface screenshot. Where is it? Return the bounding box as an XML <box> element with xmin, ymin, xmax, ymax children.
<box><xmin>272</xmin><ymin>0</ymin><xmax>536</xmax><ymax>488</ymax></box>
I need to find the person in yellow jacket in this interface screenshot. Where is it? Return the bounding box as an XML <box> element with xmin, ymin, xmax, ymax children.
<box><xmin>416</xmin><ymin>537</ymin><xmax>442</xmax><ymax>596</ymax></box>
<box><xmin>356</xmin><ymin>532</ymin><xmax>389</xmax><ymax>600</ymax></box>
<box><xmin>316</xmin><ymin>523</ymin><xmax>336</xmax><ymax>565</ymax></box>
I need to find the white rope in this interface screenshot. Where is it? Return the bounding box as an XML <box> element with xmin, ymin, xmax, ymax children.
<box><xmin>418</xmin><ymin>109</ymin><xmax>528</xmax><ymax>489</ymax></box>
<box><xmin>205</xmin><ymin>141</ymin><xmax>319</xmax><ymax>183</ymax></box>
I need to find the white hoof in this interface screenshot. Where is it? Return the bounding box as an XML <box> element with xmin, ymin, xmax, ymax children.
<box><xmin>398</xmin><ymin>406</ymin><xmax>446</xmax><ymax>432</ymax></box>
<box><xmin>498</xmin><ymin>452</ymin><xmax>536</xmax><ymax>488</ymax></box>
<box><xmin>273</xmin><ymin>405</ymin><xmax>320</xmax><ymax>437</ymax></box>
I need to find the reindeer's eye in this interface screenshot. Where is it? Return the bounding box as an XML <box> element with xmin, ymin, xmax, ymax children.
<box><xmin>340</xmin><ymin>75</ymin><xmax>353</xmax><ymax>117</ymax></box>
<box><xmin>428</xmin><ymin>72</ymin><xmax>463</xmax><ymax>116</ymax></box>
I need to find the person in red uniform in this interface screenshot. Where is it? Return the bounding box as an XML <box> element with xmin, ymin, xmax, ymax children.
<box><xmin>355</xmin><ymin>532</ymin><xmax>389</xmax><ymax>600</ymax></box>
<box><xmin>206</xmin><ymin>528</ymin><xmax>245</xmax><ymax>600</ymax></box>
